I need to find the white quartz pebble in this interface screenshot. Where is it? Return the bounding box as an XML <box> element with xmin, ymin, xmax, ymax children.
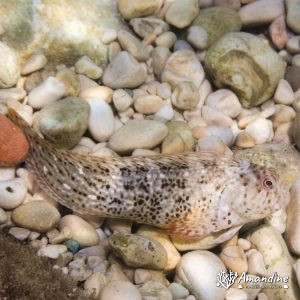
<box><xmin>197</xmin><ymin>136</ymin><xmax>225</xmax><ymax>155</ymax></box>
<box><xmin>9</xmin><ymin>227</ymin><xmax>31</xmax><ymax>241</ymax></box>
<box><xmin>80</xmin><ymin>86</ymin><xmax>113</xmax><ymax>103</ymax></box>
<box><xmin>0</xmin><ymin>178</ymin><xmax>27</xmax><ymax>210</ymax></box>
<box><xmin>0</xmin><ymin>167</ymin><xmax>15</xmax><ymax>182</ymax></box>
<box><xmin>274</xmin><ymin>79</ymin><xmax>295</xmax><ymax>105</ymax></box>
<box><xmin>187</xmin><ymin>26</ymin><xmax>208</xmax><ymax>50</ymax></box>
<box><xmin>87</xmin><ymin>98</ymin><xmax>115</xmax><ymax>142</ymax></box>
<box><xmin>21</xmin><ymin>54</ymin><xmax>47</xmax><ymax>75</ymax></box>
<box><xmin>38</xmin><ymin>244</ymin><xmax>68</xmax><ymax>259</ymax></box>
<box><xmin>245</xmin><ymin>117</ymin><xmax>273</xmax><ymax>144</ymax></box>
<box><xmin>100</xmin><ymin>281</ymin><xmax>142</xmax><ymax>300</ymax></box>
<box><xmin>28</xmin><ymin>77</ymin><xmax>65</xmax><ymax>109</ymax></box>
<box><xmin>101</xmin><ymin>29</ymin><xmax>118</xmax><ymax>44</ymax></box>
<box><xmin>155</xmin><ymin>105</ymin><xmax>174</xmax><ymax>120</ymax></box>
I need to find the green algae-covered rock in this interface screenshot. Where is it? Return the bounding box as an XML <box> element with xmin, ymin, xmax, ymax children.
<box><xmin>191</xmin><ymin>7</ymin><xmax>241</xmax><ymax>49</ymax></box>
<box><xmin>34</xmin><ymin>97</ymin><xmax>90</xmax><ymax>149</ymax></box>
<box><xmin>108</xmin><ymin>233</ymin><xmax>167</xmax><ymax>270</ymax></box>
<box><xmin>205</xmin><ymin>32</ymin><xmax>286</xmax><ymax>108</ymax></box>
<box><xmin>0</xmin><ymin>0</ymin><xmax>126</xmax><ymax>67</ymax></box>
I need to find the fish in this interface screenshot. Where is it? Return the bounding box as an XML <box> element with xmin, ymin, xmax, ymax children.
<box><xmin>7</xmin><ymin>108</ymin><xmax>293</xmax><ymax>238</ymax></box>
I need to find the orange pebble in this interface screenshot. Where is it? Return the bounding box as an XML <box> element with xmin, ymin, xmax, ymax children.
<box><xmin>0</xmin><ymin>114</ymin><xmax>29</xmax><ymax>167</ymax></box>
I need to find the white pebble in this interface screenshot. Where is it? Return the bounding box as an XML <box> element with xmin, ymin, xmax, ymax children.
<box><xmin>245</xmin><ymin>117</ymin><xmax>273</xmax><ymax>144</ymax></box>
<box><xmin>101</xmin><ymin>29</ymin><xmax>118</xmax><ymax>44</ymax></box>
<box><xmin>155</xmin><ymin>31</ymin><xmax>177</xmax><ymax>48</ymax></box>
<box><xmin>38</xmin><ymin>244</ymin><xmax>68</xmax><ymax>259</ymax></box>
<box><xmin>100</xmin><ymin>281</ymin><xmax>142</xmax><ymax>300</ymax></box>
<box><xmin>75</xmin><ymin>56</ymin><xmax>103</xmax><ymax>80</ymax></box>
<box><xmin>9</xmin><ymin>227</ymin><xmax>31</xmax><ymax>241</ymax></box>
<box><xmin>134</xmin><ymin>95</ymin><xmax>164</xmax><ymax>114</ymax></box>
<box><xmin>274</xmin><ymin>79</ymin><xmax>295</xmax><ymax>105</ymax></box>
<box><xmin>80</xmin><ymin>86</ymin><xmax>113</xmax><ymax>103</ymax></box>
<box><xmin>202</xmin><ymin>106</ymin><xmax>233</xmax><ymax>127</ymax></box>
<box><xmin>187</xmin><ymin>26</ymin><xmax>208</xmax><ymax>50</ymax></box>
<box><xmin>0</xmin><ymin>88</ymin><xmax>26</xmax><ymax>101</ymax></box>
<box><xmin>206</xmin><ymin>126</ymin><xmax>234</xmax><ymax>147</ymax></box>
<box><xmin>28</xmin><ymin>77</ymin><xmax>65</xmax><ymax>109</ymax></box>
<box><xmin>113</xmin><ymin>89</ymin><xmax>133</xmax><ymax>112</ymax></box>
<box><xmin>226</xmin><ymin>288</ymin><xmax>247</xmax><ymax>300</ymax></box>
<box><xmin>155</xmin><ymin>105</ymin><xmax>174</xmax><ymax>120</ymax></box>
<box><xmin>0</xmin><ymin>178</ymin><xmax>27</xmax><ymax>210</ymax></box>
<box><xmin>0</xmin><ymin>167</ymin><xmax>15</xmax><ymax>182</ymax></box>
<box><xmin>157</xmin><ymin>82</ymin><xmax>172</xmax><ymax>99</ymax></box>
<box><xmin>197</xmin><ymin>136</ymin><xmax>225</xmax><ymax>155</ymax></box>
<box><xmin>168</xmin><ymin>282</ymin><xmax>189</xmax><ymax>299</ymax></box>
<box><xmin>21</xmin><ymin>54</ymin><xmax>47</xmax><ymax>75</ymax></box>
<box><xmin>87</xmin><ymin>98</ymin><xmax>115</xmax><ymax>142</ymax></box>
<box><xmin>287</xmin><ymin>36</ymin><xmax>300</xmax><ymax>54</ymax></box>
<box><xmin>0</xmin><ymin>207</ymin><xmax>7</xmax><ymax>224</ymax></box>
<box><xmin>247</xmin><ymin>250</ymin><xmax>268</xmax><ymax>276</ymax></box>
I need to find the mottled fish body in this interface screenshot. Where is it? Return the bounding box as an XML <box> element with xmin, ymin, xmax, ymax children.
<box><xmin>7</xmin><ymin>109</ymin><xmax>291</xmax><ymax>237</ymax></box>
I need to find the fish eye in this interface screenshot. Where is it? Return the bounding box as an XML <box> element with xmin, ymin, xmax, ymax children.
<box><xmin>261</xmin><ymin>178</ymin><xmax>274</xmax><ymax>189</ymax></box>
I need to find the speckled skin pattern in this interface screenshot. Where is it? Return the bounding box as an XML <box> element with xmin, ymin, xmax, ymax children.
<box><xmin>8</xmin><ymin>109</ymin><xmax>291</xmax><ymax>238</ymax></box>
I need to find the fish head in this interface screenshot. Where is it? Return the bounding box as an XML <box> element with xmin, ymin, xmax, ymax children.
<box><xmin>234</xmin><ymin>143</ymin><xmax>300</xmax><ymax>189</ymax></box>
<box><xmin>225</xmin><ymin>162</ymin><xmax>290</xmax><ymax>222</ymax></box>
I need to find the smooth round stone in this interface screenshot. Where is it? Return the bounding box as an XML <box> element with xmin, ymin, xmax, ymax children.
<box><xmin>100</xmin><ymin>281</ymin><xmax>142</xmax><ymax>300</ymax></box>
<box><xmin>220</xmin><ymin>245</ymin><xmax>248</xmax><ymax>274</ymax></box>
<box><xmin>172</xmin><ymin>81</ymin><xmax>199</xmax><ymax>110</ymax></box>
<box><xmin>197</xmin><ymin>136</ymin><xmax>226</xmax><ymax>155</ymax></box>
<box><xmin>103</xmin><ymin>51</ymin><xmax>147</xmax><ymax>89</ymax></box>
<box><xmin>205</xmin><ymin>89</ymin><xmax>241</xmax><ymax>118</ymax></box>
<box><xmin>139</xmin><ymin>281</ymin><xmax>172</xmax><ymax>300</ymax></box>
<box><xmin>106</xmin><ymin>218</ymin><xmax>132</xmax><ymax>234</ymax></box>
<box><xmin>201</xmin><ymin>105</ymin><xmax>233</xmax><ymax>127</ymax></box>
<box><xmin>287</xmin><ymin>36</ymin><xmax>300</xmax><ymax>54</ymax></box>
<box><xmin>162</xmin><ymin>50</ymin><xmax>205</xmax><ymax>88</ymax></box>
<box><xmin>269</xmin><ymin>16</ymin><xmax>290</xmax><ymax>50</ymax></box>
<box><xmin>38</xmin><ymin>244</ymin><xmax>68</xmax><ymax>259</ymax></box>
<box><xmin>75</xmin><ymin>56</ymin><xmax>103</xmax><ymax>80</ymax></box>
<box><xmin>108</xmin><ymin>233</ymin><xmax>168</xmax><ymax>270</ymax></box>
<box><xmin>35</xmin><ymin>97</ymin><xmax>89</xmax><ymax>149</ymax></box>
<box><xmin>165</xmin><ymin>0</ymin><xmax>198</xmax><ymax>29</ymax></box>
<box><xmin>59</xmin><ymin>215</ymin><xmax>100</xmax><ymax>248</ymax></box>
<box><xmin>0</xmin><ymin>88</ymin><xmax>26</xmax><ymax>101</ymax></box>
<box><xmin>84</xmin><ymin>272</ymin><xmax>107</xmax><ymax>298</ymax></box>
<box><xmin>108</xmin><ymin>119</ymin><xmax>168</xmax><ymax>154</ymax></box>
<box><xmin>12</xmin><ymin>200</ymin><xmax>60</xmax><ymax>233</ymax></box>
<box><xmin>235</xmin><ymin>132</ymin><xmax>256</xmax><ymax>148</ymax></box>
<box><xmin>87</xmin><ymin>98</ymin><xmax>115</xmax><ymax>142</ymax></box>
<box><xmin>55</xmin><ymin>68</ymin><xmax>80</xmax><ymax>97</ymax></box>
<box><xmin>293</xmin><ymin>54</ymin><xmax>300</xmax><ymax>67</ymax></box>
<box><xmin>175</xmin><ymin>250</ymin><xmax>226</xmax><ymax>300</ymax></box>
<box><xmin>117</xmin><ymin>0</ymin><xmax>162</xmax><ymax>20</ymax></box>
<box><xmin>9</xmin><ymin>227</ymin><xmax>31</xmax><ymax>241</ymax></box>
<box><xmin>187</xmin><ymin>26</ymin><xmax>208</xmax><ymax>50</ymax></box>
<box><xmin>0</xmin><ymin>178</ymin><xmax>27</xmax><ymax>210</ymax></box>
<box><xmin>271</xmin><ymin>104</ymin><xmax>296</xmax><ymax>128</ymax></box>
<box><xmin>28</xmin><ymin>76</ymin><xmax>65</xmax><ymax>109</ymax></box>
<box><xmin>117</xmin><ymin>30</ymin><xmax>149</xmax><ymax>62</ymax></box>
<box><xmin>152</xmin><ymin>46</ymin><xmax>171</xmax><ymax>76</ymax></box>
<box><xmin>285</xmin><ymin>66</ymin><xmax>300</xmax><ymax>91</ymax></box>
<box><xmin>226</xmin><ymin>288</ymin><xmax>248</xmax><ymax>300</ymax></box>
<box><xmin>168</xmin><ymin>282</ymin><xmax>189</xmax><ymax>299</ymax></box>
<box><xmin>245</xmin><ymin>117</ymin><xmax>273</xmax><ymax>144</ymax></box>
<box><xmin>113</xmin><ymin>89</ymin><xmax>133</xmax><ymax>112</ymax></box>
<box><xmin>21</xmin><ymin>54</ymin><xmax>47</xmax><ymax>75</ymax></box>
<box><xmin>24</xmin><ymin>71</ymin><xmax>43</xmax><ymax>92</ymax></box>
<box><xmin>286</xmin><ymin>0</ymin><xmax>300</xmax><ymax>34</ymax></box>
<box><xmin>155</xmin><ymin>32</ymin><xmax>177</xmax><ymax>49</ymax></box>
<box><xmin>239</xmin><ymin>0</ymin><xmax>284</xmax><ymax>27</ymax></box>
<box><xmin>0</xmin><ymin>167</ymin><xmax>15</xmax><ymax>182</ymax></box>
<box><xmin>134</xmin><ymin>95</ymin><xmax>164</xmax><ymax>114</ymax></box>
<box><xmin>206</xmin><ymin>126</ymin><xmax>234</xmax><ymax>147</ymax></box>
<box><xmin>274</xmin><ymin>79</ymin><xmax>295</xmax><ymax>105</ymax></box>
<box><xmin>80</xmin><ymin>86</ymin><xmax>113</xmax><ymax>103</ymax></box>
<box><xmin>0</xmin><ymin>207</ymin><xmax>7</xmax><ymax>224</ymax></box>
<box><xmin>0</xmin><ymin>41</ymin><xmax>20</xmax><ymax>88</ymax></box>
<box><xmin>101</xmin><ymin>29</ymin><xmax>117</xmax><ymax>44</ymax></box>
<box><xmin>65</xmin><ymin>239</ymin><xmax>80</xmax><ymax>253</ymax></box>
<box><xmin>130</xmin><ymin>18</ymin><xmax>169</xmax><ymax>39</ymax></box>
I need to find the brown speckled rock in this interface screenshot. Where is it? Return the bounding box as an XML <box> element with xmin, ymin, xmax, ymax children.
<box><xmin>0</xmin><ymin>114</ymin><xmax>29</xmax><ymax>167</ymax></box>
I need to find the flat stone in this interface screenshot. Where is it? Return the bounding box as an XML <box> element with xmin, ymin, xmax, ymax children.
<box><xmin>130</xmin><ymin>18</ymin><xmax>169</xmax><ymax>38</ymax></box>
<box><xmin>9</xmin><ymin>227</ymin><xmax>31</xmax><ymax>241</ymax></box>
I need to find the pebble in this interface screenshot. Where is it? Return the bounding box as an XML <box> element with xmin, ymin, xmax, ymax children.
<box><xmin>187</xmin><ymin>26</ymin><xmax>208</xmax><ymax>50</ymax></box>
<box><xmin>165</xmin><ymin>0</ymin><xmax>198</xmax><ymax>29</ymax></box>
<box><xmin>171</xmin><ymin>81</ymin><xmax>199</xmax><ymax>110</ymax></box>
<box><xmin>113</xmin><ymin>89</ymin><xmax>133</xmax><ymax>112</ymax></box>
<box><xmin>206</xmin><ymin>126</ymin><xmax>234</xmax><ymax>147</ymax></box>
<box><xmin>205</xmin><ymin>89</ymin><xmax>242</xmax><ymax>118</ymax></box>
<box><xmin>134</xmin><ymin>95</ymin><xmax>164</xmax><ymax>114</ymax></box>
<box><xmin>12</xmin><ymin>200</ymin><xmax>61</xmax><ymax>232</ymax></box>
<box><xmin>28</xmin><ymin>76</ymin><xmax>65</xmax><ymax>109</ymax></box>
<box><xmin>55</xmin><ymin>68</ymin><xmax>80</xmax><ymax>97</ymax></box>
<box><xmin>24</xmin><ymin>72</ymin><xmax>43</xmax><ymax>92</ymax></box>
<box><xmin>106</xmin><ymin>263</ymin><xmax>129</xmax><ymax>283</ymax></box>
<box><xmin>265</xmin><ymin>209</ymin><xmax>287</xmax><ymax>234</ymax></box>
<box><xmin>106</xmin><ymin>218</ymin><xmax>132</xmax><ymax>234</ymax></box>
<box><xmin>108</xmin><ymin>233</ymin><xmax>167</xmax><ymax>270</ymax></box>
<box><xmin>132</xmin><ymin>149</ymin><xmax>158</xmax><ymax>156</ymax></box>
<box><xmin>134</xmin><ymin>269</ymin><xmax>152</xmax><ymax>284</ymax></box>
<box><xmin>162</xmin><ymin>50</ymin><xmax>205</xmax><ymax>89</ymax></box>
<box><xmin>118</xmin><ymin>30</ymin><xmax>149</xmax><ymax>62</ymax></box>
<box><xmin>0</xmin><ymin>207</ymin><xmax>7</xmax><ymax>224</ymax></box>
<box><xmin>34</xmin><ymin>96</ymin><xmax>90</xmax><ymax>149</ymax></box>
<box><xmin>103</xmin><ymin>51</ymin><xmax>147</xmax><ymax>89</ymax></box>
<box><xmin>9</xmin><ymin>227</ymin><xmax>31</xmax><ymax>241</ymax></box>
<box><xmin>220</xmin><ymin>245</ymin><xmax>248</xmax><ymax>274</ymax></box>
<box><xmin>117</xmin><ymin>0</ymin><xmax>162</xmax><ymax>20</ymax></box>
<box><xmin>0</xmin><ymin>114</ymin><xmax>29</xmax><ymax>167</ymax></box>
<box><xmin>87</xmin><ymin>98</ymin><xmax>115</xmax><ymax>142</ymax></box>
<box><xmin>55</xmin><ymin>252</ymin><xmax>73</xmax><ymax>267</ymax></box>
<box><xmin>226</xmin><ymin>288</ymin><xmax>247</xmax><ymax>300</ymax></box>
<box><xmin>239</xmin><ymin>0</ymin><xmax>285</xmax><ymax>27</ymax></box>
<box><xmin>0</xmin><ymin>41</ymin><xmax>20</xmax><ymax>88</ymax></box>
<box><xmin>285</xmin><ymin>66</ymin><xmax>300</xmax><ymax>91</ymax></box>
<box><xmin>100</xmin><ymin>281</ymin><xmax>142</xmax><ymax>300</ymax></box>
<box><xmin>175</xmin><ymin>250</ymin><xmax>226</xmax><ymax>300</ymax></box>
<box><xmin>139</xmin><ymin>281</ymin><xmax>172</xmax><ymax>300</ymax></box>
<box><xmin>75</xmin><ymin>56</ymin><xmax>103</xmax><ymax>80</ymax></box>
<box><xmin>80</xmin><ymin>85</ymin><xmax>113</xmax><ymax>103</ymax></box>
<box><xmin>21</xmin><ymin>54</ymin><xmax>47</xmax><ymax>75</ymax></box>
<box><xmin>155</xmin><ymin>32</ymin><xmax>177</xmax><ymax>49</ymax></box>
<box><xmin>287</xmin><ymin>36</ymin><xmax>300</xmax><ymax>54</ymax></box>
<box><xmin>84</xmin><ymin>272</ymin><xmax>106</xmax><ymax>298</ymax></box>
<box><xmin>168</xmin><ymin>282</ymin><xmax>189</xmax><ymax>299</ymax></box>
<box><xmin>272</xmin><ymin>104</ymin><xmax>296</xmax><ymax>128</ymax></box>
<box><xmin>69</xmin><ymin>267</ymin><xmax>92</xmax><ymax>282</ymax></box>
<box><xmin>286</xmin><ymin>0</ymin><xmax>300</xmax><ymax>34</ymax></box>
<box><xmin>0</xmin><ymin>178</ymin><xmax>27</xmax><ymax>210</ymax></box>
<box><xmin>245</xmin><ymin>118</ymin><xmax>273</xmax><ymax>144</ymax></box>
<box><xmin>65</xmin><ymin>239</ymin><xmax>80</xmax><ymax>254</ymax></box>
<box><xmin>0</xmin><ymin>88</ymin><xmax>26</xmax><ymax>101</ymax></box>
<box><xmin>101</xmin><ymin>29</ymin><xmax>118</xmax><ymax>44</ymax></box>
<box><xmin>269</xmin><ymin>16</ymin><xmax>290</xmax><ymax>50</ymax></box>
<box><xmin>247</xmin><ymin>250</ymin><xmax>268</xmax><ymax>276</ymax></box>
<box><xmin>197</xmin><ymin>136</ymin><xmax>226</xmax><ymax>155</ymax></box>
<box><xmin>137</xmin><ymin>225</ymin><xmax>181</xmax><ymax>272</ymax></box>
<box><xmin>108</xmin><ymin>119</ymin><xmax>168</xmax><ymax>154</ymax></box>
<box><xmin>130</xmin><ymin>18</ymin><xmax>169</xmax><ymax>39</ymax></box>
<box><xmin>38</xmin><ymin>244</ymin><xmax>68</xmax><ymax>259</ymax></box>
<box><xmin>157</xmin><ymin>82</ymin><xmax>172</xmax><ymax>99</ymax></box>
<box><xmin>202</xmin><ymin>106</ymin><xmax>233</xmax><ymax>127</ymax></box>
<box><xmin>78</xmin><ymin>74</ymin><xmax>99</xmax><ymax>91</ymax></box>
<box><xmin>293</xmin><ymin>54</ymin><xmax>300</xmax><ymax>67</ymax></box>
<box><xmin>152</xmin><ymin>46</ymin><xmax>171</xmax><ymax>76</ymax></box>
<box><xmin>59</xmin><ymin>215</ymin><xmax>100</xmax><ymax>248</ymax></box>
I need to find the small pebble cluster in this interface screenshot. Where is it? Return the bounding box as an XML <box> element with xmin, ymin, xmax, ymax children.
<box><xmin>1</xmin><ymin>0</ymin><xmax>300</xmax><ymax>299</ymax></box>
